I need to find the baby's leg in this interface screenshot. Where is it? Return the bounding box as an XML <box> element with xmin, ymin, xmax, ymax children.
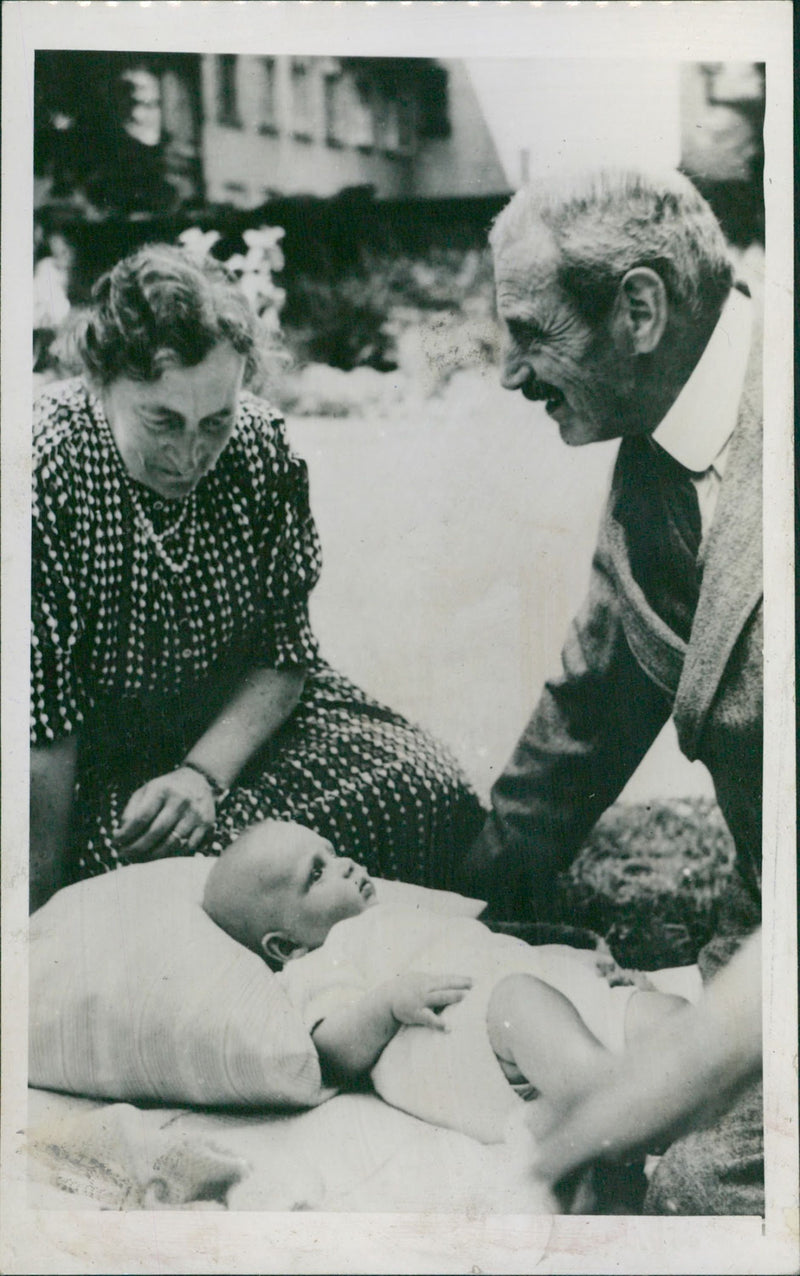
<box><xmin>624</xmin><ymin>990</ymin><xmax>688</xmax><ymax>1046</ymax></box>
<box><xmin>486</xmin><ymin>973</ymin><xmax>609</xmax><ymax>1139</ymax></box>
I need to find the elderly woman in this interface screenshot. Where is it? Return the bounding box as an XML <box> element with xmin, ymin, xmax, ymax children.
<box><xmin>30</xmin><ymin>244</ymin><xmax>484</xmax><ymax>911</ymax></box>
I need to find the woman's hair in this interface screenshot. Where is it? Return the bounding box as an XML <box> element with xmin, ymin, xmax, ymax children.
<box><xmin>490</xmin><ymin>168</ymin><xmax>735</xmax><ymax>330</ymax></box>
<box><xmin>67</xmin><ymin>243</ymin><xmax>269</xmax><ymax>387</ymax></box>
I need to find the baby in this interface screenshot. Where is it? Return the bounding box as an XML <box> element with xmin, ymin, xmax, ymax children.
<box><xmin>203</xmin><ymin>820</ymin><xmax>687</xmax><ymax>1145</ymax></box>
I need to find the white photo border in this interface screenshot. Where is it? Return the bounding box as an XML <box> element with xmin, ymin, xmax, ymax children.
<box><xmin>2</xmin><ymin>3</ymin><xmax>796</xmax><ymax>1273</ymax></box>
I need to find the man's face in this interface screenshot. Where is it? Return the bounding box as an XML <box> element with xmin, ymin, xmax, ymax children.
<box><xmin>494</xmin><ymin>228</ymin><xmax>636</xmax><ymax>446</ymax></box>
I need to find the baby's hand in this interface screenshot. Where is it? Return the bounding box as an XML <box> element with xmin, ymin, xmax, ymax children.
<box><xmin>389</xmin><ymin>972</ymin><xmax>472</xmax><ymax>1031</ymax></box>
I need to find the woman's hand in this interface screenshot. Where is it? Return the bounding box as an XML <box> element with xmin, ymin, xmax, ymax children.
<box><xmin>389</xmin><ymin>972</ymin><xmax>473</xmax><ymax>1031</ymax></box>
<box><xmin>113</xmin><ymin>766</ymin><xmax>217</xmax><ymax>860</ymax></box>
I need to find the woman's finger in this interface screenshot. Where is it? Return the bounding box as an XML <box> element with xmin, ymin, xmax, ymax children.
<box><xmin>121</xmin><ymin>803</ymin><xmax>187</xmax><ymax>858</ymax></box>
<box><xmin>131</xmin><ymin>804</ymin><xmax>214</xmax><ymax>860</ymax></box>
<box><xmin>114</xmin><ymin>786</ymin><xmax>168</xmax><ymax>845</ymax></box>
<box><xmin>163</xmin><ymin>814</ymin><xmax>209</xmax><ymax>858</ymax></box>
<box><xmin>185</xmin><ymin>822</ymin><xmax>212</xmax><ymax>854</ymax></box>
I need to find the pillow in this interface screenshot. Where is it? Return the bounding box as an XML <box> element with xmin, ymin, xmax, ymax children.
<box><xmin>29</xmin><ymin>855</ymin><xmax>486</xmax><ymax>1107</ymax></box>
<box><xmin>29</xmin><ymin>855</ymin><xmax>325</xmax><ymax>1108</ymax></box>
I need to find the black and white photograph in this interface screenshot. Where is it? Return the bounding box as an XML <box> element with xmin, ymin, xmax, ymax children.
<box><xmin>1</xmin><ymin>2</ymin><xmax>796</xmax><ymax>1273</ymax></box>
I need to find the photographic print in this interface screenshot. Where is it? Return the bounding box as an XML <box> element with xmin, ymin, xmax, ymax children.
<box><xmin>2</xmin><ymin>3</ymin><xmax>796</xmax><ymax>1273</ymax></box>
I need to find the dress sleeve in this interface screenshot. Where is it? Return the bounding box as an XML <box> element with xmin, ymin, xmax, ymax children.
<box><xmin>243</xmin><ymin>399</ymin><xmax>323</xmax><ymax>671</ymax></box>
<box><xmin>30</xmin><ymin>447</ymin><xmax>88</xmax><ymax>747</ymax></box>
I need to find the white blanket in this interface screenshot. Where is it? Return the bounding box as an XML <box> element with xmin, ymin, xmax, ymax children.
<box><xmin>27</xmin><ymin>1087</ymin><xmax>554</xmax><ymax>1213</ymax></box>
<box><xmin>27</xmin><ymin>967</ymin><xmax>700</xmax><ymax>1213</ymax></box>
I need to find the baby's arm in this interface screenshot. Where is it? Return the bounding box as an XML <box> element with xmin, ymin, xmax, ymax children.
<box><xmin>312</xmin><ymin>972</ymin><xmax>472</xmax><ymax>1085</ymax></box>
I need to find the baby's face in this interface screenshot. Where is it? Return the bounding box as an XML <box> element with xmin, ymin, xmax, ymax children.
<box><xmin>249</xmin><ymin>823</ymin><xmax>377</xmax><ymax>951</ymax></box>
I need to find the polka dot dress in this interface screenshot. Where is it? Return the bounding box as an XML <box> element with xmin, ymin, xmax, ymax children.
<box><xmin>31</xmin><ymin>379</ymin><xmax>486</xmax><ymax>888</ymax></box>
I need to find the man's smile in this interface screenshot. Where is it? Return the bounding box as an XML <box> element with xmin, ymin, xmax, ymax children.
<box><xmin>520</xmin><ymin>378</ymin><xmax>566</xmax><ymax>414</ymax></box>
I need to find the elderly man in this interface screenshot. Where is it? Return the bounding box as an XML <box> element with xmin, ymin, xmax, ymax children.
<box><xmin>459</xmin><ymin>169</ymin><xmax>763</xmax><ymax>1215</ymax></box>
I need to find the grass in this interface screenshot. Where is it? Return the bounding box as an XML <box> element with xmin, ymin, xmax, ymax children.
<box><xmin>558</xmin><ymin>798</ymin><xmax>735</xmax><ymax>969</ymax></box>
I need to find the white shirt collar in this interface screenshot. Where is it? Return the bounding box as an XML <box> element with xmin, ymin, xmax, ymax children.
<box><xmin>651</xmin><ymin>286</ymin><xmax>753</xmax><ymax>475</ymax></box>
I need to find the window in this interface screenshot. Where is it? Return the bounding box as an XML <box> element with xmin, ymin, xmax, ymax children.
<box><xmin>222</xmin><ymin>180</ymin><xmax>248</xmax><ymax>205</ymax></box>
<box><xmin>700</xmin><ymin>62</ymin><xmax>765</xmax><ymax>106</ymax></box>
<box><xmin>396</xmin><ymin>89</ymin><xmax>415</xmax><ymax>153</ymax></box>
<box><xmin>378</xmin><ymin>87</ymin><xmax>415</xmax><ymax>156</ymax></box>
<box><xmin>325</xmin><ymin>71</ymin><xmax>374</xmax><ymax>150</ymax></box>
<box><xmin>290</xmin><ymin>59</ymin><xmax>313</xmax><ymax>139</ymax></box>
<box><xmin>349</xmin><ymin>76</ymin><xmax>374</xmax><ymax>150</ymax></box>
<box><xmin>215</xmin><ymin>54</ymin><xmax>241</xmax><ymax>128</ymax></box>
<box><xmin>323</xmin><ymin>72</ymin><xmax>345</xmax><ymax>146</ymax></box>
<box><xmin>258</xmin><ymin>57</ymin><xmax>278</xmax><ymax>133</ymax></box>
<box><xmin>119</xmin><ymin>67</ymin><xmax>162</xmax><ymax>147</ymax></box>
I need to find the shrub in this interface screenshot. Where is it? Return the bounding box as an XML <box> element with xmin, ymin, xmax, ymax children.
<box><xmin>555</xmin><ymin>798</ymin><xmax>736</xmax><ymax>969</ymax></box>
<box><xmin>281</xmin><ymin>245</ymin><xmax>497</xmax><ymax>377</ymax></box>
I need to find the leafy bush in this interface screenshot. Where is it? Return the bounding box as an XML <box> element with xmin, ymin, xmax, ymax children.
<box><xmin>555</xmin><ymin>798</ymin><xmax>736</xmax><ymax>969</ymax></box>
<box><xmin>282</xmin><ymin>246</ymin><xmax>497</xmax><ymax>377</ymax></box>
<box><xmin>282</xmin><ymin>270</ymin><xmax>396</xmax><ymax>371</ymax></box>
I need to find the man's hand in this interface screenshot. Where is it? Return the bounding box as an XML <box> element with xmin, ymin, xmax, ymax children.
<box><xmin>113</xmin><ymin>767</ymin><xmax>216</xmax><ymax>859</ymax></box>
<box><xmin>389</xmin><ymin>972</ymin><xmax>473</xmax><ymax>1031</ymax></box>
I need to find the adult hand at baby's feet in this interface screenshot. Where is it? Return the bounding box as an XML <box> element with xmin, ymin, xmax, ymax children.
<box><xmin>527</xmin><ymin>1096</ymin><xmax>648</xmax><ymax>1215</ymax></box>
<box><xmin>389</xmin><ymin>972</ymin><xmax>473</xmax><ymax>1031</ymax></box>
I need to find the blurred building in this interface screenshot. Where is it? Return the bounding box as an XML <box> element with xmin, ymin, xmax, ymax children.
<box><xmin>35</xmin><ymin>52</ymin><xmax>765</xmax><ymax>230</ymax></box>
<box><xmin>678</xmin><ymin>62</ymin><xmax>765</xmax><ymax>242</ymax></box>
<box><xmin>33</xmin><ymin>51</ymin><xmax>766</xmax><ymax>316</ymax></box>
<box><xmin>200</xmin><ymin>55</ymin><xmax>509</xmax><ymax>205</ymax></box>
<box><xmin>34</xmin><ymin>52</ymin><xmax>510</xmax><ymax>212</ymax></box>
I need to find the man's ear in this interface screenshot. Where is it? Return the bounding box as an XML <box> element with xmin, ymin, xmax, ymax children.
<box><xmin>613</xmin><ymin>267</ymin><xmax>668</xmax><ymax>354</ymax></box>
<box><xmin>261</xmin><ymin>931</ymin><xmax>309</xmax><ymax>967</ymax></box>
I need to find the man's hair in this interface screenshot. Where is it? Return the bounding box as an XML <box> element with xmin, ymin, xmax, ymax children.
<box><xmin>490</xmin><ymin>168</ymin><xmax>734</xmax><ymax>330</ymax></box>
<box><xmin>66</xmin><ymin>243</ymin><xmax>268</xmax><ymax>387</ymax></box>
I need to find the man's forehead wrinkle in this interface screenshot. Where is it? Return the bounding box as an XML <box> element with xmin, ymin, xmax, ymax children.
<box><xmin>496</xmin><ymin>255</ymin><xmax>563</xmax><ymax>323</ymax></box>
<box><xmin>496</xmin><ymin>281</ymin><xmax>561</xmax><ymax>331</ymax></box>
<box><xmin>495</xmin><ymin>272</ymin><xmax>546</xmax><ymax>316</ymax></box>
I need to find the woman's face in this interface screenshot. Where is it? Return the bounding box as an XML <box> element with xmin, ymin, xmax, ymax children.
<box><xmin>101</xmin><ymin>341</ymin><xmax>246</xmax><ymax>499</ymax></box>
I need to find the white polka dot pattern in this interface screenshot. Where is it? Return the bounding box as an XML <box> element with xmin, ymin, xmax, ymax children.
<box><xmin>31</xmin><ymin>379</ymin><xmax>485</xmax><ymax>887</ymax></box>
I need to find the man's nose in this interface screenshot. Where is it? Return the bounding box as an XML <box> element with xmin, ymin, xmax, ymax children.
<box><xmin>341</xmin><ymin>858</ymin><xmax>361</xmax><ymax>877</ymax></box>
<box><xmin>500</xmin><ymin>342</ymin><xmax>532</xmax><ymax>392</ymax></box>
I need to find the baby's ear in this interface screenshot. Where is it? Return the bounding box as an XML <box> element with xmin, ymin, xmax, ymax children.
<box><xmin>261</xmin><ymin>931</ymin><xmax>308</xmax><ymax>967</ymax></box>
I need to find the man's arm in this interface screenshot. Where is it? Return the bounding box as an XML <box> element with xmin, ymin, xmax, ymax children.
<box><xmin>30</xmin><ymin>736</ymin><xmax>78</xmax><ymax>912</ymax></box>
<box><xmin>532</xmin><ymin>929</ymin><xmax>762</xmax><ymax>1185</ymax></box>
<box><xmin>312</xmin><ymin>972</ymin><xmax>472</xmax><ymax>1085</ymax></box>
<box><xmin>459</xmin><ymin>530</ymin><xmax>672</xmax><ymax>918</ymax></box>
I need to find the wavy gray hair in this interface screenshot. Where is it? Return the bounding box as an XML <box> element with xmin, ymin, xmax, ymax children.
<box><xmin>490</xmin><ymin>169</ymin><xmax>734</xmax><ymax>329</ymax></box>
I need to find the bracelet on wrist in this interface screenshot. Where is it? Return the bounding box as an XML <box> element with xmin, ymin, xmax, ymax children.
<box><xmin>179</xmin><ymin>759</ymin><xmax>231</xmax><ymax>806</ymax></box>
